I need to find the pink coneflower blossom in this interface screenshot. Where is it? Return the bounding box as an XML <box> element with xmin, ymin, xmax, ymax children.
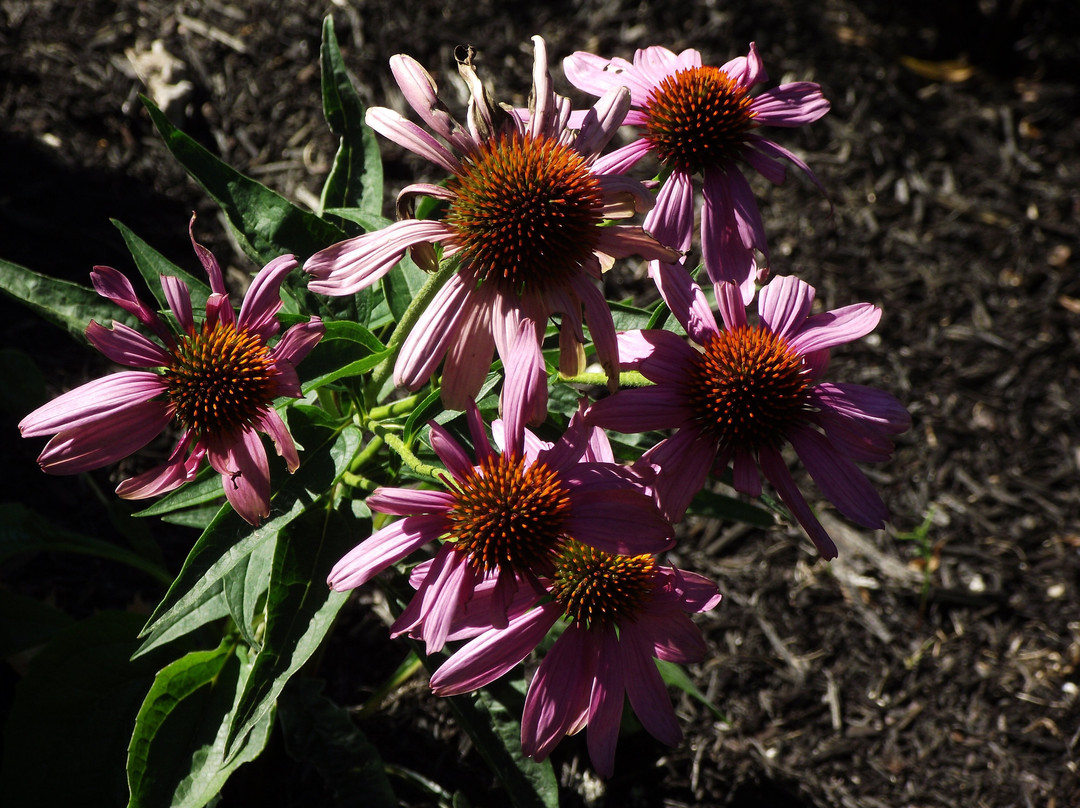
<box><xmin>304</xmin><ymin>36</ymin><xmax>678</xmax><ymax>409</ymax></box>
<box><xmin>327</xmin><ymin>326</ymin><xmax>674</xmax><ymax>653</ymax></box>
<box><xmin>19</xmin><ymin>217</ymin><xmax>324</xmax><ymax>526</ymax></box>
<box><xmin>586</xmin><ymin>271</ymin><xmax>910</xmax><ymax>559</ymax></box>
<box><xmin>429</xmin><ymin>541</ymin><xmax>721</xmax><ymax>777</ymax></box>
<box><xmin>564</xmin><ymin>42</ymin><xmax>830</xmax><ymax>304</ymax></box>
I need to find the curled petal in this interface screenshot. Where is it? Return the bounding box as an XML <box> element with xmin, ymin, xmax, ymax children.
<box><xmin>238</xmin><ymin>253</ymin><xmax>298</xmax><ymax>339</ymax></box>
<box><xmin>395</xmin><ymin>272</ymin><xmax>472</xmax><ymax>390</ymax></box>
<box><xmin>750</xmin><ymin>82</ymin><xmax>830</xmax><ymax>126</ymax></box>
<box><xmin>366</xmin><ymin>487</ymin><xmax>456</xmax><ymax>516</ymax></box>
<box><xmin>85</xmin><ymin>321</ymin><xmax>171</xmax><ymax>367</ymax></box>
<box><xmin>790</xmin><ymin>303</ymin><xmax>881</xmax><ymax>354</ymax></box>
<box><xmin>366</xmin><ymin>107</ymin><xmax>462</xmax><ymax>174</ymax></box>
<box><xmin>207</xmin><ymin>428</ymin><xmax>271</xmax><ymax>526</ymax></box>
<box><xmin>389</xmin><ymin>54</ymin><xmax>476</xmax><ymax>153</ymax></box>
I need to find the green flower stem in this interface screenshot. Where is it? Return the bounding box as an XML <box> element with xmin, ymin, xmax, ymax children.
<box><xmin>559</xmin><ymin>370</ymin><xmax>652</xmax><ymax>388</ymax></box>
<box><xmin>347</xmin><ymin>434</ymin><xmax>384</xmax><ymax>475</ymax></box>
<box><xmin>340</xmin><ymin>470</ymin><xmax>379</xmax><ymax>491</ymax></box>
<box><xmin>366</xmin><ymin>393</ymin><xmax>423</xmax><ymax>422</ymax></box>
<box><xmin>365</xmin><ymin>255</ymin><xmax>461</xmax><ymax>408</ymax></box>
<box><xmin>373</xmin><ymin>424</ymin><xmax>449</xmax><ymax>484</ymax></box>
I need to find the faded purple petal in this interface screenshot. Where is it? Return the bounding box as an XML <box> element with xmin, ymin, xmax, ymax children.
<box><xmin>790</xmin><ymin>303</ymin><xmax>881</xmax><ymax>354</ymax></box>
<box><xmin>389</xmin><ymin>54</ymin><xmax>476</xmax><ymax>153</ymax></box>
<box><xmin>622</xmin><ymin>626</ymin><xmax>682</xmax><ymax>746</ymax></box>
<box><xmin>237</xmin><ymin>253</ymin><xmax>298</xmax><ymax>339</ymax></box>
<box><xmin>522</xmin><ymin>626</ymin><xmax>597</xmax><ymax>761</ymax></box>
<box><xmin>758</xmin><ymin>444</ymin><xmax>838</xmax><ymax>560</ymax></box>
<box><xmin>750</xmin><ymin>82</ymin><xmax>830</xmax><ymax>126</ymax></box>
<box><xmin>644</xmin><ymin>169</ymin><xmax>695</xmax><ymax>253</ymax></box>
<box><xmin>365</xmin><ymin>106</ymin><xmax>463</xmax><ymax>174</ymax></box>
<box><xmin>328</xmin><ymin>513</ymin><xmax>450</xmax><ymax>590</ymax></box>
<box><xmin>395</xmin><ymin>272</ymin><xmax>473</xmax><ymax>390</ymax></box>
<box><xmin>563</xmin><ymin>487</ymin><xmax>674</xmax><ymax>555</ymax></box>
<box><xmin>367</xmin><ymin>487</ymin><xmax>455</xmax><ymax>516</ymax></box>
<box><xmin>85</xmin><ymin>321</ymin><xmax>171</xmax><ymax>367</ymax></box>
<box><xmin>20</xmin><ymin>371</ymin><xmax>167</xmax><ymax>437</ymax></box>
<box><xmin>788</xmin><ymin>425</ymin><xmax>890</xmax><ymax>529</ymax></box>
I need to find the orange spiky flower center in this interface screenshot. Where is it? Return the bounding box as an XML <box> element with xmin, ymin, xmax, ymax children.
<box><xmin>644</xmin><ymin>66</ymin><xmax>757</xmax><ymax>174</ymax></box>
<box><xmin>447</xmin><ymin>453</ymin><xmax>572</xmax><ymax>576</ymax></box>
<box><xmin>445</xmin><ymin>132</ymin><xmax>604</xmax><ymax>294</ymax></box>
<box><xmin>687</xmin><ymin>325</ymin><xmax>811</xmax><ymax>450</ymax></box>
<box><xmin>551</xmin><ymin>541</ymin><xmax>657</xmax><ymax>630</ymax></box>
<box><xmin>162</xmin><ymin>320</ymin><xmax>278</xmax><ymax>440</ymax></box>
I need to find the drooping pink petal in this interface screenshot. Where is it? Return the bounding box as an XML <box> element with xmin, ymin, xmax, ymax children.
<box><xmin>563</xmin><ymin>51</ymin><xmax>654</xmax><ymax>107</ymax></box>
<box><xmin>328</xmin><ymin>513</ymin><xmax>450</xmax><ymax>590</ymax></box>
<box><xmin>788</xmin><ymin>425</ymin><xmax>890</xmax><ymax>529</ymax></box>
<box><xmin>237</xmin><ymin>253</ymin><xmax>298</xmax><ymax>339</ymax></box>
<box><xmin>256</xmin><ymin>407</ymin><xmax>300</xmax><ymax>472</ymax></box>
<box><xmin>365</xmin><ymin>106</ymin><xmax>463</xmax><ymax>174</ymax></box>
<box><xmin>741</xmin><ymin>146</ymin><xmax>788</xmax><ymax>185</ymax></box>
<box><xmin>116</xmin><ymin>435</ymin><xmax>204</xmax><ymax>499</ymax></box>
<box><xmin>614</xmin><ymin>327</ymin><xmax>699</xmax><ymax>385</ymax></box>
<box><xmin>430</xmin><ymin>601</ymin><xmax>563</xmax><ymax>696</ymax></box>
<box><xmin>622</xmin><ymin>626</ymin><xmax>683</xmax><ymax>746</ymax></box>
<box><xmin>305</xmin><ymin>219</ymin><xmax>450</xmax><ymax>296</ymax></box>
<box><xmin>272</xmin><ymin>318</ymin><xmax>325</xmax><ymax>369</ymax></box>
<box><xmin>85</xmin><ymin>321</ymin><xmax>171</xmax><ymax>367</ymax></box>
<box><xmin>789</xmin><ymin>303</ymin><xmax>881</xmax><ymax>354</ymax></box>
<box><xmin>207</xmin><ymin>428</ymin><xmax>271</xmax><ymax>526</ymax></box>
<box><xmin>394</xmin><ymin>271</ymin><xmax>473</xmax><ymax>390</ymax></box>
<box><xmin>758</xmin><ymin>444</ymin><xmax>838</xmax><ymax>560</ymax></box>
<box><xmin>731</xmin><ymin>446</ymin><xmax>763</xmax><ymax>497</ymax></box>
<box><xmin>428</xmin><ymin>421</ymin><xmax>475</xmax><ymax>481</ymax></box>
<box><xmin>573</xmin><ymin>86</ymin><xmax>632</xmax><ymax>159</ymax></box>
<box><xmin>389</xmin><ymin>54</ymin><xmax>476</xmax><ymax>153</ymax></box>
<box><xmin>586</xmin><ymin>385</ymin><xmax>693</xmax><ymax>433</ymax></box>
<box><xmin>641</xmin><ymin>429</ymin><xmax>718</xmax><ymax>521</ymax></box>
<box><xmin>160</xmin><ymin>275</ymin><xmax>195</xmax><ymax>334</ymax></box>
<box><xmin>502</xmin><ymin>319</ymin><xmax>547</xmax><ymax>454</ymax></box>
<box><xmin>35</xmin><ymin>400</ymin><xmax>173</xmax><ymax>475</ymax></box>
<box><xmin>367</xmin><ymin>487</ymin><xmax>456</xmax><ymax>516</ymax></box>
<box><xmin>649</xmin><ymin>260</ymin><xmax>720</xmax><ymax>345</ymax></box>
<box><xmin>714</xmin><ymin>280</ymin><xmax>749</xmax><ymax>331</ymax></box>
<box><xmin>644</xmin><ymin>169</ymin><xmax>695</xmax><ymax>253</ymax></box>
<box><xmin>719</xmin><ymin>42</ymin><xmax>767</xmax><ymax>88</ymax></box>
<box><xmin>591</xmin><ymin>137</ymin><xmax>654</xmax><ymax>176</ymax></box>
<box><xmin>19</xmin><ymin>371</ymin><xmax>168</xmax><ymax>437</ymax></box>
<box><xmin>747</xmin><ymin>136</ymin><xmax>830</xmax><ymax>198</ymax></box>
<box><xmin>586</xmin><ymin>626</ymin><xmax>626</xmax><ymax>778</ymax></box>
<box><xmin>701</xmin><ymin>169</ymin><xmax>758</xmax><ymax>304</ymax></box>
<box><xmin>391</xmin><ymin>547</ymin><xmax>474</xmax><ymax>653</ymax></box>
<box><xmin>563</xmin><ymin>487</ymin><xmax>674</xmax><ymax>555</ymax></box>
<box><xmin>521</xmin><ymin>625</ymin><xmax>597</xmax><ymax>761</ymax></box>
<box><xmin>638</xmin><ymin>608</ymin><xmax>707</xmax><ymax>664</ymax></box>
<box><xmin>91</xmin><ymin>265</ymin><xmax>170</xmax><ymax>342</ymax></box>
<box><xmin>750</xmin><ymin>82</ymin><xmax>830</xmax><ymax>126</ymax></box>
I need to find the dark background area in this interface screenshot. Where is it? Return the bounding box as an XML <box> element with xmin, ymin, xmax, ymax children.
<box><xmin>2</xmin><ymin>0</ymin><xmax>1079</xmax><ymax>805</ymax></box>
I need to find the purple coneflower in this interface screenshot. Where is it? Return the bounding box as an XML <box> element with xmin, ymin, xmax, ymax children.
<box><xmin>564</xmin><ymin>42</ymin><xmax>830</xmax><ymax>303</ymax></box>
<box><xmin>586</xmin><ymin>271</ymin><xmax>910</xmax><ymax>559</ymax></box>
<box><xmin>326</xmin><ymin>327</ymin><xmax>673</xmax><ymax>652</ymax></box>
<box><xmin>19</xmin><ymin>218</ymin><xmax>324</xmax><ymax>525</ymax></box>
<box><xmin>429</xmin><ymin>541</ymin><xmax>721</xmax><ymax>777</ymax></box>
<box><xmin>304</xmin><ymin>36</ymin><xmax>677</xmax><ymax>409</ymax></box>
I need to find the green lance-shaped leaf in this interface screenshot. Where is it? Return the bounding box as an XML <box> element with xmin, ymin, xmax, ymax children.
<box><xmin>142</xmin><ymin>98</ymin><xmax>347</xmax><ymax>265</ymax></box>
<box><xmin>127</xmin><ymin>643</ymin><xmax>274</xmax><ymax>808</ymax></box>
<box><xmin>278</xmin><ymin>679</ymin><xmax>397</xmax><ymax>808</ymax></box>
<box><xmin>112</xmin><ymin>219</ymin><xmax>211</xmax><ymax>313</ymax></box>
<box><xmin>137</xmin><ymin>417</ymin><xmax>362</xmax><ymax>653</ymax></box>
<box><xmin>223</xmin><ymin>505</ymin><xmax>355</xmax><ymax>755</ymax></box>
<box><xmin>0</xmin><ymin>257</ymin><xmax>135</xmax><ymax>340</ymax></box>
<box><xmin>319</xmin><ymin>15</ymin><xmax>383</xmax><ymax>221</ymax></box>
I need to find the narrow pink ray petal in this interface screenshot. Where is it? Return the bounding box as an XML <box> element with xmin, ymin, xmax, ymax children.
<box><xmin>394</xmin><ymin>272</ymin><xmax>473</xmax><ymax>390</ymax></box>
<box><xmin>790</xmin><ymin>303</ymin><xmax>881</xmax><ymax>354</ymax></box>
<box><xmin>591</xmin><ymin>137</ymin><xmax>653</xmax><ymax>176</ymax></box>
<box><xmin>719</xmin><ymin>42</ymin><xmax>767</xmax><ymax>87</ymax></box>
<box><xmin>328</xmin><ymin>513</ymin><xmax>450</xmax><ymax>590</ymax></box>
<box><xmin>365</xmin><ymin>107</ymin><xmax>463</xmax><ymax>174</ymax></box>
<box><xmin>430</xmin><ymin>601</ymin><xmax>563</xmax><ymax>696</ymax></box>
<box><xmin>440</xmin><ymin>298</ymin><xmax>496</xmax><ymax>412</ymax></box>
<box><xmin>587</xmin><ymin>386</ymin><xmax>693</xmax><ymax>433</ymax></box>
<box><xmin>642</xmin><ymin>429</ymin><xmax>718</xmax><ymax>521</ymax></box>
<box><xmin>427</xmin><ymin>421</ymin><xmax>475</xmax><ymax>481</ymax></box>
<box><xmin>757</xmin><ymin>274</ymin><xmax>815</xmax><ymax>338</ymax></box>
<box><xmin>586</xmin><ymin>627</ymin><xmax>626</xmax><ymax>778</ymax></box>
<box><xmin>272</xmin><ymin>319</ymin><xmax>325</xmax><ymax>369</ymax></box>
<box><xmin>714</xmin><ymin>280</ymin><xmax>748</xmax><ymax>331</ymax></box>
<box><xmin>502</xmin><ymin>319</ymin><xmax>546</xmax><ymax>457</ymax></box>
<box><xmin>633</xmin><ymin>45</ymin><xmax>686</xmax><ymax>80</ymax></box>
<box><xmin>788</xmin><ymin>425</ymin><xmax>890</xmax><ymax>528</ymax></box>
<box><xmin>366</xmin><ymin>487</ymin><xmax>455</xmax><ymax>516</ymax></box>
<box><xmin>465</xmin><ymin>400</ymin><xmax>494</xmax><ymax>465</ymax></box>
<box><xmin>573</xmin><ymin>86</ymin><xmax>632</xmax><ymax>159</ymax></box>
<box><xmin>208</xmin><ymin>428</ymin><xmax>271</xmax><ymax>526</ymax></box>
<box><xmin>758</xmin><ymin>444</ymin><xmax>838</xmax><ymax>560</ymax></box>
<box><xmin>237</xmin><ymin>253</ymin><xmax>297</xmax><ymax>338</ymax></box>
<box><xmin>639</xmin><ymin>608</ymin><xmax>707</xmax><ymax>663</ymax></box>
<box><xmin>160</xmin><ymin>275</ymin><xmax>195</xmax><ymax>334</ymax></box>
<box><xmin>116</xmin><ymin>437</ymin><xmax>204</xmax><ymax>499</ymax></box>
<box><xmin>20</xmin><ymin>371</ymin><xmax>168</xmax><ymax>436</ymax></box>
<box><xmin>644</xmin><ymin>169</ymin><xmax>694</xmax><ymax>252</ymax></box>
<box><xmin>616</xmin><ymin>328</ymin><xmax>698</xmax><ymax>384</ymax></box>
<box><xmin>188</xmin><ymin>215</ymin><xmax>227</xmax><ymax>295</ymax></box>
<box><xmin>389</xmin><ymin>54</ymin><xmax>476</xmax><ymax>153</ymax></box>
<box><xmin>563</xmin><ymin>52</ymin><xmax>654</xmax><ymax>106</ymax></box>
<box><xmin>91</xmin><ymin>266</ymin><xmax>168</xmax><ymax>339</ymax></box>
<box><xmin>256</xmin><ymin>407</ymin><xmax>299</xmax><ymax>472</ymax></box>
<box><xmin>522</xmin><ymin>626</ymin><xmax>596</xmax><ymax>761</ymax></box>
<box><xmin>392</xmin><ymin>549</ymin><xmax>473</xmax><ymax>654</ymax></box>
<box><xmin>701</xmin><ymin>171</ymin><xmax>757</xmax><ymax>303</ymax></box>
<box><xmin>747</xmin><ymin>136</ymin><xmax>830</xmax><ymax>198</ymax></box>
<box><xmin>741</xmin><ymin>146</ymin><xmax>788</xmax><ymax>185</ymax></box>
<box><xmin>750</xmin><ymin>82</ymin><xmax>830</xmax><ymax>126</ymax></box>
<box><xmin>85</xmin><ymin>321</ymin><xmax>171</xmax><ymax>367</ymax></box>
<box><xmin>648</xmin><ymin>260</ymin><xmax>719</xmax><ymax>344</ymax></box>
<box><xmin>622</xmin><ymin>627</ymin><xmax>682</xmax><ymax>746</ymax></box>
<box><xmin>563</xmin><ymin>488</ymin><xmax>674</xmax><ymax>555</ymax></box>
<box><xmin>36</xmin><ymin>401</ymin><xmax>173</xmax><ymax>474</ymax></box>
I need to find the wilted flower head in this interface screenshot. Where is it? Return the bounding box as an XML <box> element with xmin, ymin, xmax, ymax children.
<box><xmin>304</xmin><ymin>36</ymin><xmax>677</xmax><ymax>413</ymax></box>
<box><xmin>19</xmin><ymin>217</ymin><xmax>324</xmax><ymax>525</ymax></box>
<box><xmin>429</xmin><ymin>541</ymin><xmax>721</xmax><ymax>777</ymax></box>
<box><xmin>564</xmin><ymin>42</ymin><xmax>830</xmax><ymax>304</ymax></box>
<box><xmin>586</xmin><ymin>271</ymin><xmax>910</xmax><ymax>559</ymax></box>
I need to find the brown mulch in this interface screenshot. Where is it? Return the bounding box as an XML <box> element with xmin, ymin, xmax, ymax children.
<box><xmin>2</xmin><ymin>1</ymin><xmax>1078</xmax><ymax>806</ymax></box>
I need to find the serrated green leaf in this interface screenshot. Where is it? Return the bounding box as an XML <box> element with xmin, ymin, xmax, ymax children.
<box><xmin>112</xmin><ymin>219</ymin><xmax>210</xmax><ymax>313</ymax></box>
<box><xmin>279</xmin><ymin>679</ymin><xmax>397</xmax><ymax>808</ymax></box>
<box><xmin>0</xmin><ymin>612</ymin><xmax>165</xmax><ymax>807</ymax></box>
<box><xmin>224</xmin><ymin>505</ymin><xmax>355</xmax><ymax>755</ymax></box>
<box><xmin>142</xmin><ymin>98</ymin><xmax>347</xmax><ymax>265</ymax></box>
<box><xmin>318</xmin><ymin>16</ymin><xmax>383</xmax><ymax>220</ymax></box>
<box><xmin>0</xmin><ymin>257</ymin><xmax>130</xmax><ymax>340</ymax></box>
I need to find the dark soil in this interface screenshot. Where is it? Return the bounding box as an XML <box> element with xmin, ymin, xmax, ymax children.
<box><xmin>2</xmin><ymin>1</ymin><xmax>1079</xmax><ymax>806</ymax></box>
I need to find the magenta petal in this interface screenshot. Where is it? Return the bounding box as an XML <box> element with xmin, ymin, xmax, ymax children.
<box><xmin>440</xmin><ymin>291</ymin><xmax>496</xmax><ymax>412</ymax></box>
<box><xmin>116</xmin><ymin>437</ymin><xmax>204</xmax><ymax>499</ymax></box>
<box><xmin>573</xmin><ymin>274</ymin><xmax>620</xmax><ymax>385</ymax></box>
<box><xmin>790</xmin><ymin>303</ymin><xmax>881</xmax><ymax>354</ymax></box>
<box><xmin>750</xmin><ymin>82</ymin><xmax>830</xmax><ymax>126</ymax></box>
<box><xmin>757</xmin><ymin>274</ymin><xmax>815</xmax><ymax>339</ymax></box>
<box><xmin>644</xmin><ymin>169</ymin><xmax>695</xmax><ymax>253</ymax></box>
<box><xmin>208</xmin><ymin>429</ymin><xmax>271</xmax><ymax>526</ymax></box>
<box><xmin>573</xmin><ymin>86</ymin><xmax>632</xmax><ymax>159</ymax></box>
<box><xmin>328</xmin><ymin>513</ymin><xmax>449</xmax><ymax>590</ymax></box>
<box><xmin>643</xmin><ymin>429</ymin><xmax>718</xmax><ymax>522</ymax></box>
<box><xmin>366</xmin><ymin>487</ymin><xmax>455</xmax><ymax>516</ymax></box>
<box><xmin>649</xmin><ymin>261</ymin><xmax>719</xmax><ymax>345</ymax></box>
<box><xmin>563</xmin><ymin>51</ymin><xmax>654</xmax><ymax>106</ymax></box>
<box><xmin>273</xmin><ymin>319</ymin><xmax>325</xmax><ymax>370</ymax></box>
<box><xmin>391</xmin><ymin>548</ymin><xmax>473</xmax><ymax>654</ymax></box>
<box><xmin>748</xmin><ymin>136</ymin><xmax>829</xmax><ymax>198</ymax></box>
<box><xmin>522</xmin><ymin>626</ymin><xmax>596</xmax><ymax>761</ymax></box>
<box><xmin>586</xmin><ymin>627</ymin><xmax>626</xmax><ymax>778</ymax></box>
<box><xmin>502</xmin><ymin>319</ymin><xmax>546</xmax><ymax>457</ymax></box>
<box><xmin>640</xmin><ymin>609</ymin><xmax>707</xmax><ymax>663</ymax></box>
<box><xmin>701</xmin><ymin>170</ymin><xmax>757</xmax><ymax>302</ymax></box>
<box><xmin>788</xmin><ymin>425</ymin><xmax>890</xmax><ymax>529</ymax></box>
<box><xmin>237</xmin><ymin>253</ymin><xmax>297</xmax><ymax>339</ymax></box>
<box><xmin>428</xmin><ymin>422</ymin><xmax>475</xmax><ymax>481</ymax></box>
<box><xmin>189</xmin><ymin>216</ymin><xmax>227</xmax><ymax>294</ymax></box>
<box><xmin>616</xmin><ymin>328</ymin><xmax>698</xmax><ymax>384</ymax></box>
<box><xmin>563</xmin><ymin>488</ymin><xmax>674</xmax><ymax>555</ymax></box>
<box><xmin>389</xmin><ymin>54</ymin><xmax>475</xmax><ymax>153</ymax></box>
<box><xmin>758</xmin><ymin>444</ymin><xmax>838</xmax><ymax>560</ymax></box>
<box><xmin>591</xmin><ymin>137</ymin><xmax>653</xmax><ymax>176</ymax></box>
<box><xmin>161</xmin><ymin>275</ymin><xmax>195</xmax><ymax>334</ymax></box>
<box><xmin>741</xmin><ymin>146</ymin><xmax>788</xmax><ymax>185</ymax></box>
<box><xmin>366</xmin><ymin>106</ymin><xmax>463</xmax><ymax>174</ymax></box>
<box><xmin>91</xmin><ymin>265</ymin><xmax>167</xmax><ymax>338</ymax></box>
<box><xmin>20</xmin><ymin>371</ymin><xmax>167</xmax><ymax>437</ymax></box>
<box><xmin>85</xmin><ymin>321</ymin><xmax>171</xmax><ymax>367</ymax></box>
<box><xmin>257</xmin><ymin>407</ymin><xmax>299</xmax><ymax>472</ymax></box>
<box><xmin>714</xmin><ymin>281</ymin><xmax>748</xmax><ymax>331</ymax></box>
<box><xmin>430</xmin><ymin>601</ymin><xmax>562</xmax><ymax>696</ymax></box>
<box><xmin>622</xmin><ymin>627</ymin><xmax>682</xmax><ymax>746</ymax></box>
<box><xmin>587</xmin><ymin>386</ymin><xmax>693</xmax><ymax>433</ymax></box>
<box><xmin>394</xmin><ymin>272</ymin><xmax>472</xmax><ymax>390</ymax></box>
<box><xmin>36</xmin><ymin>400</ymin><xmax>173</xmax><ymax>474</ymax></box>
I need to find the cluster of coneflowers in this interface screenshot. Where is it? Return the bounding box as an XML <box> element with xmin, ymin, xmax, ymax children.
<box><xmin>20</xmin><ymin>36</ymin><xmax>909</xmax><ymax>776</ymax></box>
